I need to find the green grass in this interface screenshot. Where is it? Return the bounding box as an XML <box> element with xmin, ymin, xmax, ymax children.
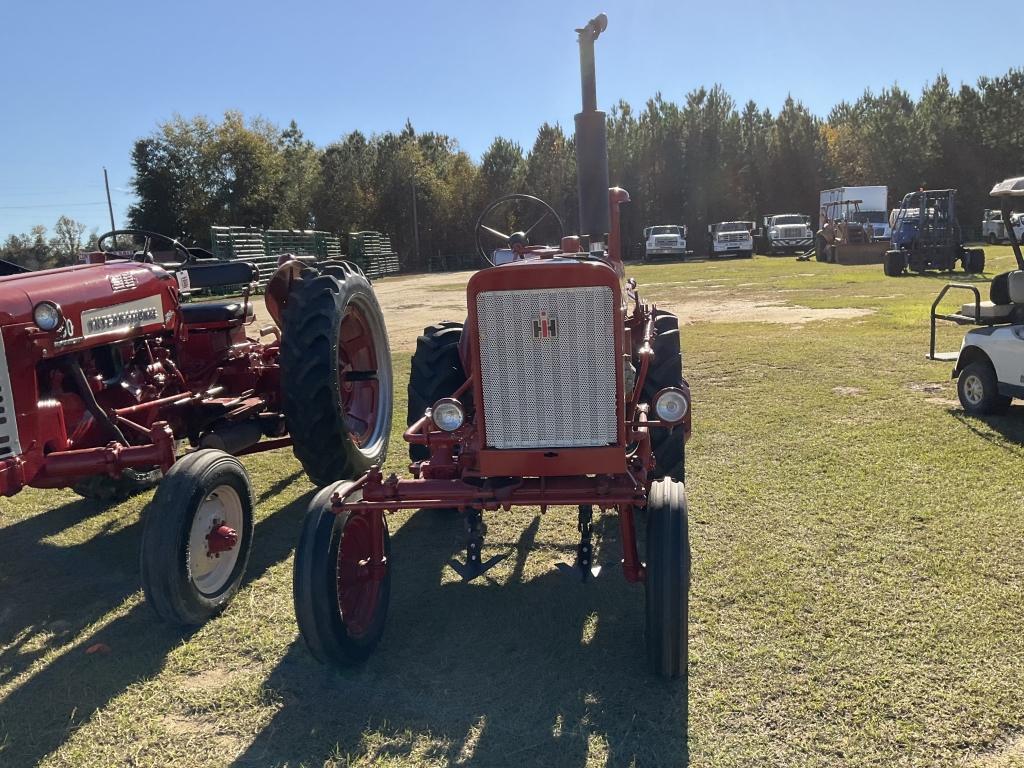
<box><xmin>4</xmin><ymin>248</ymin><xmax>1024</xmax><ymax>767</ymax></box>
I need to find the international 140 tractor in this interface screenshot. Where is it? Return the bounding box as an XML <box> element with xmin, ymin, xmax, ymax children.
<box><xmin>0</xmin><ymin>231</ymin><xmax>392</xmax><ymax>625</ymax></box>
<box><xmin>292</xmin><ymin>14</ymin><xmax>694</xmax><ymax>679</ymax></box>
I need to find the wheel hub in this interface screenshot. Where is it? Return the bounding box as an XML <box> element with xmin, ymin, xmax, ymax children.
<box><xmin>963</xmin><ymin>374</ymin><xmax>984</xmax><ymax>405</ymax></box>
<box><xmin>187</xmin><ymin>485</ymin><xmax>245</xmax><ymax>596</ymax></box>
<box><xmin>206</xmin><ymin>522</ymin><xmax>238</xmax><ymax>556</ymax></box>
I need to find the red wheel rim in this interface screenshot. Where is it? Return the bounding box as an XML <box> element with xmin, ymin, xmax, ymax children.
<box><xmin>338</xmin><ymin>302</ymin><xmax>380</xmax><ymax>447</ymax></box>
<box><xmin>335</xmin><ymin>514</ymin><xmax>383</xmax><ymax>639</ymax></box>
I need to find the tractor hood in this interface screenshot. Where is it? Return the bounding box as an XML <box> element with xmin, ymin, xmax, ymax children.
<box><xmin>0</xmin><ymin>261</ymin><xmax>177</xmax><ymax>336</ymax></box>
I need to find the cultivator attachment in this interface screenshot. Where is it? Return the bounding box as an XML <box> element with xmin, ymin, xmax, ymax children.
<box><xmin>448</xmin><ymin>508</ymin><xmax>509</xmax><ymax>581</ymax></box>
<box><xmin>555</xmin><ymin>505</ymin><xmax>604</xmax><ymax>581</ymax></box>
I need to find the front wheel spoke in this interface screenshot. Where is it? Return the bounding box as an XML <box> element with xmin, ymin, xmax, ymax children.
<box><xmin>480</xmin><ymin>223</ymin><xmax>510</xmax><ymax>242</ymax></box>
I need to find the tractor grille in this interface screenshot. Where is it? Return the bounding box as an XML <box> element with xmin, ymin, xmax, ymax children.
<box><xmin>476</xmin><ymin>286</ymin><xmax>618</xmax><ymax>450</ymax></box>
<box><xmin>0</xmin><ymin>331</ymin><xmax>22</xmax><ymax>460</ymax></box>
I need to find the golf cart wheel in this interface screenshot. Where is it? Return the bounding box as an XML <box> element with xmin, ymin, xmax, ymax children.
<box><xmin>280</xmin><ymin>267</ymin><xmax>393</xmax><ymax>486</ymax></box>
<box><xmin>408</xmin><ymin>322</ymin><xmax>467</xmax><ymax>462</ymax></box>
<box><xmin>964</xmin><ymin>249</ymin><xmax>985</xmax><ymax>274</ymax></box>
<box><xmin>73</xmin><ymin>467</ymin><xmax>162</xmax><ymax>502</ymax></box>
<box><xmin>958</xmin><ymin>360</ymin><xmax>1011</xmax><ymax>416</ymax></box>
<box><xmin>645</xmin><ymin>478</ymin><xmax>690</xmax><ymax>679</ymax></box>
<box><xmin>140</xmin><ymin>449</ymin><xmax>254</xmax><ymax>625</ymax></box>
<box><xmin>642</xmin><ymin>312</ymin><xmax>685</xmax><ymax>482</ymax></box>
<box><xmin>988</xmin><ymin>233</ymin><xmax>998</xmax><ymax>245</ymax></box>
<box><xmin>883</xmin><ymin>250</ymin><xmax>906</xmax><ymax>277</ymax></box>
<box><xmin>293</xmin><ymin>481</ymin><xmax>391</xmax><ymax>667</ymax></box>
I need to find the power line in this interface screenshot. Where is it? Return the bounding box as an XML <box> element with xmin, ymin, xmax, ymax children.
<box><xmin>0</xmin><ymin>201</ymin><xmax>111</xmax><ymax>211</ymax></box>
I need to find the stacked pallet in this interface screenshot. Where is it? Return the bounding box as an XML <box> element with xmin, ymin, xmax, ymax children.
<box><xmin>209</xmin><ymin>227</ymin><xmax>346</xmax><ymax>289</ymax></box>
<box><xmin>348</xmin><ymin>231</ymin><xmax>401</xmax><ymax>279</ymax></box>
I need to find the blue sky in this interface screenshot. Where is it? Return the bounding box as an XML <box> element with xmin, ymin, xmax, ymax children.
<box><xmin>0</xmin><ymin>0</ymin><xmax>1019</xmax><ymax>240</ymax></box>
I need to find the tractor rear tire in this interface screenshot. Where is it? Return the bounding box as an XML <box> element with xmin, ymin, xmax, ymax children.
<box><xmin>958</xmin><ymin>360</ymin><xmax>1011</xmax><ymax>416</ymax></box>
<box><xmin>293</xmin><ymin>480</ymin><xmax>391</xmax><ymax>667</ymax></box>
<box><xmin>408</xmin><ymin>323</ymin><xmax>467</xmax><ymax>462</ymax></box>
<box><xmin>280</xmin><ymin>268</ymin><xmax>393</xmax><ymax>487</ymax></box>
<box><xmin>72</xmin><ymin>468</ymin><xmax>162</xmax><ymax>502</ymax></box>
<box><xmin>645</xmin><ymin>478</ymin><xmax>690</xmax><ymax>679</ymax></box>
<box><xmin>963</xmin><ymin>249</ymin><xmax>985</xmax><ymax>274</ymax></box>
<box><xmin>643</xmin><ymin>313</ymin><xmax>686</xmax><ymax>483</ymax></box>
<box><xmin>814</xmin><ymin>235</ymin><xmax>827</xmax><ymax>262</ymax></box>
<box><xmin>140</xmin><ymin>449</ymin><xmax>254</xmax><ymax>625</ymax></box>
<box><xmin>883</xmin><ymin>250</ymin><xmax>906</xmax><ymax>277</ymax></box>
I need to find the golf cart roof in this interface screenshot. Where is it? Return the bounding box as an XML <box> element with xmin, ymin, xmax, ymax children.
<box><xmin>991</xmin><ymin>177</ymin><xmax>1024</xmax><ymax>197</ymax></box>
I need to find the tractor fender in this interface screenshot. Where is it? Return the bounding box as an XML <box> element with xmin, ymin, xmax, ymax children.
<box><xmin>264</xmin><ymin>255</ymin><xmax>306</xmax><ymax>328</ymax></box>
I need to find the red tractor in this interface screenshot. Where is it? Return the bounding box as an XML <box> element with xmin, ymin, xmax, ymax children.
<box><xmin>292</xmin><ymin>14</ymin><xmax>693</xmax><ymax>678</ymax></box>
<box><xmin>0</xmin><ymin>231</ymin><xmax>392</xmax><ymax>625</ymax></box>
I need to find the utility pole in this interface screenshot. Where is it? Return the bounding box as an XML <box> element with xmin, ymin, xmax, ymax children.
<box><xmin>103</xmin><ymin>167</ymin><xmax>116</xmax><ymax>232</ymax></box>
<box><xmin>411</xmin><ymin>180</ymin><xmax>421</xmax><ymax>267</ymax></box>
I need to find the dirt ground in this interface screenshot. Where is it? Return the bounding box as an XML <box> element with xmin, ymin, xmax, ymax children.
<box><xmin>246</xmin><ymin>268</ymin><xmax>873</xmax><ymax>354</ymax></box>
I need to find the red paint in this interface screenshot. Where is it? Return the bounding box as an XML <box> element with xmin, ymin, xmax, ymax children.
<box><xmin>206</xmin><ymin>524</ymin><xmax>239</xmax><ymax>555</ymax></box>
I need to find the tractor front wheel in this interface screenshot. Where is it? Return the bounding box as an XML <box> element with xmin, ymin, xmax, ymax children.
<box><xmin>293</xmin><ymin>481</ymin><xmax>391</xmax><ymax>667</ymax></box>
<box><xmin>73</xmin><ymin>467</ymin><xmax>162</xmax><ymax>502</ymax></box>
<box><xmin>140</xmin><ymin>449</ymin><xmax>254</xmax><ymax>625</ymax></box>
<box><xmin>280</xmin><ymin>267</ymin><xmax>393</xmax><ymax>486</ymax></box>
<box><xmin>408</xmin><ymin>323</ymin><xmax>467</xmax><ymax>462</ymax></box>
<box><xmin>958</xmin><ymin>360</ymin><xmax>1011</xmax><ymax>416</ymax></box>
<box><xmin>645</xmin><ymin>478</ymin><xmax>690</xmax><ymax>679</ymax></box>
<box><xmin>642</xmin><ymin>311</ymin><xmax>685</xmax><ymax>482</ymax></box>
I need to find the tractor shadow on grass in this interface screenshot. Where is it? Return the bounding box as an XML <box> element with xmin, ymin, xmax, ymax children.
<box><xmin>0</xmin><ymin>486</ymin><xmax>314</xmax><ymax>768</ymax></box>
<box><xmin>232</xmin><ymin>508</ymin><xmax>688</xmax><ymax>768</ymax></box>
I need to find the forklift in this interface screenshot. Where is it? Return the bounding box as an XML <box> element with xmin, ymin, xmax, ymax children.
<box><xmin>885</xmin><ymin>189</ymin><xmax>985</xmax><ymax>276</ymax></box>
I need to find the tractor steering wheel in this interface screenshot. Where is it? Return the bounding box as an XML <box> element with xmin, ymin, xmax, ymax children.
<box><xmin>474</xmin><ymin>194</ymin><xmax>565</xmax><ymax>266</ymax></box>
<box><xmin>97</xmin><ymin>229</ymin><xmax>194</xmax><ymax>265</ymax></box>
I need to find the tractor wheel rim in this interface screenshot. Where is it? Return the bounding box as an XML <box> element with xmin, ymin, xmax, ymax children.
<box><xmin>335</xmin><ymin>514</ymin><xmax>383</xmax><ymax>639</ymax></box>
<box><xmin>338</xmin><ymin>296</ymin><xmax>391</xmax><ymax>456</ymax></box>
<box><xmin>963</xmin><ymin>374</ymin><xmax>984</xmax><ymax>405</ymax></box>
<box><xmin>187</xmin><ymin>484</ymin><xmax>244</xmax><ymax>597</ymax></box>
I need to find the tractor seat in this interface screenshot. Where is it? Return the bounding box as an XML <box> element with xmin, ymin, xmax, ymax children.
<box><xmin>180</xmin><ymin>301</ymin><xmax>253</xmax><ymax>325</ymax></box>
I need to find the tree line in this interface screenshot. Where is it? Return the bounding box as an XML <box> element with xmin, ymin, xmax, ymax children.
<box><xmin>4</xmin><ymin>68</ymin><xmax>1022</xmax><ymax>270</ymax></box>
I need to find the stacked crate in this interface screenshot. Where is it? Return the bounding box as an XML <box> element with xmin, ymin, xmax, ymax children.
<box><xmin>348</xmin><ymin>231</ymin><xmax>401</xmax><ymax>279</ymax></box>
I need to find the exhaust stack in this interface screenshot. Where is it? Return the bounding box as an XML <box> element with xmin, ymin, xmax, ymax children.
<box><xmin>574</xmin><ymin>13</ymin><xmax>610</xmax><ymax>252</ymax></box>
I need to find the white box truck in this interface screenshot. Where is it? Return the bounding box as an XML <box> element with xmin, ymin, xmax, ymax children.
<box><xmin>819</xmin><ymin>186</ymin><xmax>890</xmax><ymax>241</ymax></box>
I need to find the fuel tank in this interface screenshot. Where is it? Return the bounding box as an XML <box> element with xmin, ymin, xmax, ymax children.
<box><xmin>0</xmin><ymin>259</ymin><xmax>179</xmax><ymax>342</ymax></box>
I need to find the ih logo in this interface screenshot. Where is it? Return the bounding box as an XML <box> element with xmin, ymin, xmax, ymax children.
<box><xmin>533</xmin><ymin>310</ymin><xmax>558</xmax><ymax>339</ymax></box>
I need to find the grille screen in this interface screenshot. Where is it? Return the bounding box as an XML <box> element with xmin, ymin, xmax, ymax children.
<box><xmin>477</xmin><ymin>286</ymin><xmax>617</xmax><ymax>449</ymax></box>
<box><xmin>0</xmin><ymin>331</ymin><xmax>21</xmax><ymax>460</ymax></box>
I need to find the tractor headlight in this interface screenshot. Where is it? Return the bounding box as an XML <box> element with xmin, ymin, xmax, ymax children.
<box><xmin>33</xmin><ymin>301</ymin><xmax>63</xmax><ymax>332</ymax></box>
<box><xmin>431</xmin><ymin>398</ymin><xmax>465</xmax><ymax>432</ymax></box>
<box><xmin>653</xmin><ymin>388</ymin><xmax>689</xmax><ymax>424</ymax></box>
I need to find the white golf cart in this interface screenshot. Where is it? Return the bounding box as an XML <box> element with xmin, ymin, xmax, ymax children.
<box><xmin>930</xmin><ymin>176</ymin><xmax>1024</xmax><ymax>415</ymax></box>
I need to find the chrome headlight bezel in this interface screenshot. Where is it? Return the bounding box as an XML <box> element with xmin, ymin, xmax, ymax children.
<box><xmin>33</xmin><ymin>301</ymin><xmax>64</xmax><ymax>332</ymax></box>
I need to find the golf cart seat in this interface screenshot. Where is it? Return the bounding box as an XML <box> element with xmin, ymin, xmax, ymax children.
<box><xmin>958</xmin><ymin>270</ymin><xmax>1024</xmax><ymax>321</ymax></box>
